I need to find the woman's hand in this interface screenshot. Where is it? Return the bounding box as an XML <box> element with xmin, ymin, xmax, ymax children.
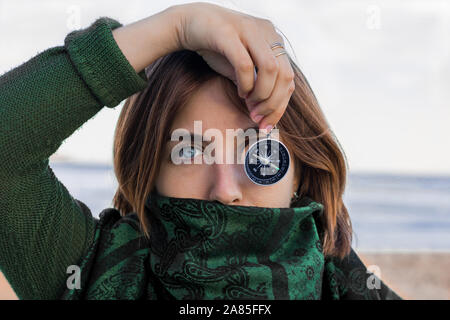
<box><xmin>113</xmin><ymin>2</ymin><xmax>295</xmax><ymax>131</ymax></box>
<box><xmin>172</xmin><ymin>2</ymin><xmax>295</xmax><ymax>131</ymax></box>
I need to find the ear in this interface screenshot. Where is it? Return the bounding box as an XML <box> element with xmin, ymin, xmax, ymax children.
<box><xmin>292</xmin><ymin>158</ymin><xmax>301</xmax><ymax>193</ymax></box>
<box><xmin>293</xmin><ymin>176</ymin><xmax>299</xmax><ymax>194</ymax></box>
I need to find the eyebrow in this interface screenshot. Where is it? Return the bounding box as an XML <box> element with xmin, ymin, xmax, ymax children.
<box><xmin>166</xmin><ymin>125</ymin><xmax>260</xmax><ymax>144</ymax></box>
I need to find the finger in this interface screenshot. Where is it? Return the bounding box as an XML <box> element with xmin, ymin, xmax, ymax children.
<box><xmin>248</xmin><ymin>53</ymin><xmax>294</xmax><ymax>118</ymax></box>
<box><xmin>258</xmin><ymin>80</ymin><xmax>294</xmax><ymax>131</ymax></box>
<box><xmin>244</xmin><ymin>35</ymin><xmax>280</xmax><ymax>105</ymax></box>
<box><xmin>218</xmin><ymin>33</ymin><xmax>256</xmax><ymax>98</ymax></box>
<box><xmin>249</xmin><ymin>57</ymin><xmax>295</xmax><ymax>129</ymax></box>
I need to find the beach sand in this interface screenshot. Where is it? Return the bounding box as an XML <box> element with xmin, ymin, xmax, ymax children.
<box><xmin>358</xmin><ymin>251</ymin><xmax>450</xmax><ymax>300</ymax></box>
<box><xmin>1</xmin><ymin>251</ymin><xmax>449</xmax><ymax>300</ymax></box>
<box><xmin>0</xmin><ymin>271</ymin><xmax>17</xmax><ymax>300</ymax></box>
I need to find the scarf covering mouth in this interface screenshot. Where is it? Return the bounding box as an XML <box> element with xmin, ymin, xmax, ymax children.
<box><xmin>144</xmin><ymin>190</ymin><xmax>326</xmax><ymax>300</ymax></box>
<box><xmin>61</xmin><ymin>191</ymin><xmax>402</xmax><ymax>300</ymax></box>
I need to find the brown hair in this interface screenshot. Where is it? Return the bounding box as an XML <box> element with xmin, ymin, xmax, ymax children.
<box><xmin>112</xmin><ymin>49</ymin><xmax>352</xmax><ymax>259</ymax></box>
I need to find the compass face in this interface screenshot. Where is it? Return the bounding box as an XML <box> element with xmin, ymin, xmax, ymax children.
<box><xmin>244</xmin><ymin>138</ymin><xmax>290</xmax><ymax>185</ymax></box>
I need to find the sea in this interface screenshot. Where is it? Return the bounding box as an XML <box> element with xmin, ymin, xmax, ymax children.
<box><xmin>49</xmin><ymin>161</ymin><xmax>450</xmax><ymax>252</ymax></box>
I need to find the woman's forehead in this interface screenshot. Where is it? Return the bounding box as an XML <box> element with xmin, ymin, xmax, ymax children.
<box><xmin>170</xmin><ymin>78</ymin><xmax>253</xmax><ymax>133</ymax></box>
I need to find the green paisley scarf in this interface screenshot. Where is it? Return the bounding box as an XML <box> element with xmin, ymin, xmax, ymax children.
<box><xmin>145</xmin><ymin>191</ymin><xmax>326</xmax><ymax>300</ymax></box>
<box><xmin>61</xmin><ymin>191</ymin><xmax>401</xmax><ymax>300</ymax></box>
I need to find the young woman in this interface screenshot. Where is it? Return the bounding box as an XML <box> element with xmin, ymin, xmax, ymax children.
<box><xmin>0</xmin><ymin>3</ymin><xmax>401</xmax><ymax>300</ymax></box>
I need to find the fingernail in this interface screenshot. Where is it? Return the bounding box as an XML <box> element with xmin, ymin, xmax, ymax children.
<box><xmin>252</xmin><ymin>114</ymin><xmax>263</xmax><ymax>123</ymax></box>
<box><xmin>265</xmin><ymin>124</ymin><xmax>273</xmax><ymax>132</ymax></box>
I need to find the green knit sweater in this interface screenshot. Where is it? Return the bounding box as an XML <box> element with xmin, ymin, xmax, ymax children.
<box><xmin>0</xmin><ymin>17</ymin><xmax>148</xmax><ymax>299</ymax></box>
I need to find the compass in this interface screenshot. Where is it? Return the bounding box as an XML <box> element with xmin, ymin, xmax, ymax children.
<box><xmin>244</xmin><ymin>136</ymin><xmax>290</xmax><ymax>186</ymax></box>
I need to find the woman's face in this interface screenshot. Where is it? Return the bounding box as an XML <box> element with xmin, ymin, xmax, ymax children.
<box><xmin>155</xmin><ymin>77</ymin><xmax>299</xmax><ymax>207</ymax></box>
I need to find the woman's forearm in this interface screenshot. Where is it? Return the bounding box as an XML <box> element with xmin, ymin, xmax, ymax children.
<box><xmin>0</xmin><ymin>18</ymin><xmax>148</xmax><ymax>176</ymax></box>
<box><xmin>112</xmin><ymin>6</ymin><xmax>182</xmax><ymax>73</ymax></box>
<box><xmin>0</xmin><ymin>17</ymin><xmax>148</xmax><ymax>299</ymax></box>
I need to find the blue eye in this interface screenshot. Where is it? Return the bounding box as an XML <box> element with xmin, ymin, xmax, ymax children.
<box><xmin>178</xmin><ymin>145</ymin><xmax>202</xmax><ymax>159</ymax></box>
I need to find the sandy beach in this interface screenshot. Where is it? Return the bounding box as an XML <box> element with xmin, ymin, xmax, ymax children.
<box><xmin>1</xmin><ymin>251</ymin><xmax>448</xmax><ymax>300</ymax></box>
<box><xmin>358</xmin><ymin>251</ymin><xmax>450</xmax><ymax>300</ymax></box>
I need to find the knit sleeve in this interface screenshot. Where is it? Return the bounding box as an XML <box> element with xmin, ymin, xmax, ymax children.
<box><xmin>0</xmin><ymin>17</ymin><xmax>148</xmax><ymax>299</ymax></box>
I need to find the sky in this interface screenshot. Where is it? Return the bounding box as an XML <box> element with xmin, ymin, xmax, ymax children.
<box><xmin>0</xmin><ymin>0</ymin><xmax>449</xmax><ymax>175</ymax></box>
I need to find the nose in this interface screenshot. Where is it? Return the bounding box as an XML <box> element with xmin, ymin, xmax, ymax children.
<box><xmin>208</xmin><ymin>163</ymin><xmax>243</xmax><ymax>205</ymax></box>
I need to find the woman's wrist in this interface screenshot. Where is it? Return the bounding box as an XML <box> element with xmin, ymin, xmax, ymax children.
<box><xmin>112</xmin><ymin>6</ymin><xmax>182</xmax><ymax>73</ymax></box>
